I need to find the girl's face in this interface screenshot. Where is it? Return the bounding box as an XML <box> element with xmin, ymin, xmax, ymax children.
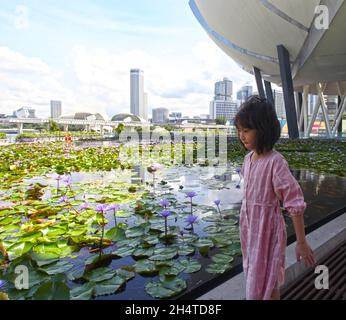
<box><xmin>237</xmin><ymin>126</ymin><xmax>257</xmax><ymax>151</ymax></box>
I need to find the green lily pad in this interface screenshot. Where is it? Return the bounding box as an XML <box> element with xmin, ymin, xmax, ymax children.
<box><xmin>70</xmin><ymin>282</ymin><xmax>95</xmax><ymax>300</ymax></box>
<box><xmin>32</xmin><ymin>280</ymin><xmax>70</xmax><ymax>300</ymax></box>
<box><xmin>145</xmin><ymin>277</ymin><xmax>186</xmax><ymax>299</ymax></box>
<box><xmin>178</xmin><ymin>258</ymin><xmax>202</xmax><ymax>273</ymax></box>
<box><xmin>40</xmin><ymin>260</ymin><xmax>74</xmax><ymax>275</ymax></box>
<box><xmin>206</xmin><ymin>263</ymin><xmax>232</xmax><ymax>274</ymax></box>
<box><xmin>94</xmin><ymin>276</ymin><xmax>126</xmax><ymax>297</ymax></box>
<box><xmin>112</xmin><ymin>246</ymin><xmax>134</xmax><ymax>257</ymax></box>
<box><xmin>193</xmin><ymin>238</ymin><xmax>214</xmax><ymax>248</ymax></box>
<box><xmin>84</xmin><ymin>267</ymin><xmax>117</xmax><ymax>282</ymax></box>
<box><xmin>149</xmin><ymin>247</ymin><xmax>177</xmax><ymax>261</ymax></box>
<box><xmin>105</xmin><ymin>226</ymin><xmax>126</xmax><ymax>241</ymax></box>
<box><xmin>125</xmin><ymin>226</ymin><xmax>146</xmax><ymax>238</ymax></box>
<box><xmin>134</xmin><ymin>259</ymin><xmax>158</xmax><ymax>274</ymax></box>
<box><xmin>211</xmin><ymin>254</ymin><xmax>234</xmax><ymax>264</ymax></box>
<box><xmin>177</xmin><ymin>245</ymin><xmax>195</xmax><ymax>256</ymax></box>
<box><xmin>132</xmin><ymin>247</ymin><xmax>155</xmax><ymax>258</ymax></box>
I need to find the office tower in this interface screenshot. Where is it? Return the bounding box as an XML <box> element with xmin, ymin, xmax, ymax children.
<box><xmin>237</xmin><ymin>85</ymin><xmax>253</xmax><ymax>104</ymax></box>
<box><xmin>273</xmin><ymin>89</ymin><xmax>286</xmax><ymax>119</ymax></box>
<box><xmin>130</xmin><ymin>69</ymin><xmax>147</xmax><ymax>120</ymax></box>
<box><xmin>50</xmin><ymin>100</ymin><xmax>62</xmax><ymax>119</ymax></box>
<box><xmin>169</xmin><ymin>112</ymin><xmax>182</xmax><ymax>119</ymax></box>
<box><xmin>152</xmin><ymin>108</ymin><xmax>169</xmax><ymax>123</ymax></box>
<box><xmin>210</xmin><ymin>78</ymin><xmax>237</xmax><ymax>122</ymax></box>
<box><xmin>209</xmin><ymin>100</ymin><xmax>238</xmax><ymax>122</ymax></box>
<box><xmin>214</xmin><ymin>78</ymin><xmax>233</xmax><ymax>101</ymax></box>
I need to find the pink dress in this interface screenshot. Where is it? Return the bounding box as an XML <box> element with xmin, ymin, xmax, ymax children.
<box><xmin>240</xmin><ymin>150</ymin><xmax>306</xmax><ymax>300</ymax></box>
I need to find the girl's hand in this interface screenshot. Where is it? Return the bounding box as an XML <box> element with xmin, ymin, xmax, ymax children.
<box><xmin>295</xmin><ymin>241</ymin><xmax>315</xmax><ymax>267</ymax></box>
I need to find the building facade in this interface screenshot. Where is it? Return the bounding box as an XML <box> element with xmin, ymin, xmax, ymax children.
<box><xmin>209</xmin><ymin>100</ymin><xmax>238</xmax><ymax>123</ymax></box>
<box><xmin>152</xmin><ymin>108</ymin><xmax>169</xmax><ymax>124</ymax></box>
<box><xmin>15</xmin><ymin>107</ymin><xmax>36</xmax><ymax>118</ymax></box>
<box><xmin>214</xmin><ymin>78</ymin><xmax>233</xmax><ymax>101</ymax></box>
<box><xmin>50</xmin><ymin>100</ymin><xmax>62</xmax><ymax>119</ymax></box>
<box><xmin>273</xmin><ymin>89</ymin><xmax>286</xmax><ymax>119</ymax></box>
<box><xmin>130</xmin><ymin>69</ymin><xmax>148</xmax><ymax>120</ymax></box>
<box><xmin>236</xmin><ymin>85</ymin><xmax>253</xmax><ymax>104</ymax></box>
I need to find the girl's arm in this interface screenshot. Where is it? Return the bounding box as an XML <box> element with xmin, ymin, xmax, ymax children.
<box><xmin>291</xmin><ymin>214</ymin><xmax>315</xmax><ymax>267</ymax></box>
<box><xmin>272</xmin><ymin>156</ymin><xmax>315</xmax><ymax>267</ymax></box>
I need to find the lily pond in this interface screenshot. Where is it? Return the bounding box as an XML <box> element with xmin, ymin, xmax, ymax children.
<box><xmin>0</xmin><ymin>138</ymin><xmax>345</xmax><ymax>300</ymax></box>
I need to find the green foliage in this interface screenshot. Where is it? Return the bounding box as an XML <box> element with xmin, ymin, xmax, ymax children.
<box><xmin>215</xmin><ymin>116</ymin><xmax>227</xmax><ymax>125</ymax></box>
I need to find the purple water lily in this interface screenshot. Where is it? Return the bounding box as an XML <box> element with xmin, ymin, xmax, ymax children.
<box><xmin>59</xmin><ymin>195</ymin><xmax>69</xmax><ymax>204</ymax></box>
<box><xmin>186</xmin><ymin>191</ymin><xmax>197</xmax><ymax>215</ymax></box>
<box><xmin>186</xmin><ymin>191</ymin><xmax>197</xmax><ymax>198</ymax></box>
<box><xmin>159</xmin><ymin>199</ymin><xmax>170</xmax><ymax>208</ymax></box>
<box><xmin>107</xmin><ymin>203</ymin><xmax>120</xmax><ymax>225</ymax></box>
<box><xmin>160</xmin><ymin>210</ymin><xmax>171</xmax><ymax>237</ymax></box>
<box><xmin>160</xmin><ymin>210</ymin><xmax>171</xmax><ymax>218</ymax></box>
<box><xmin>186</xmin><ymin>214</ymin><xmax>198</xmax><ymax>225</ymax></box>
<box><xmin>79</xmin><ymin>202</ymin><xmax>89</xmax><ymax>210</ymax></box>
<box><xmin>96</xmin><ymin>203</ymin><xmax>108</xmax><ymax>214</ymax></box>
<box><xmin>63</xmin><ymin>175</ymin><xmax>72</xmax><ymax>187</ymax></box>
<box><xmin>214</xmin><ymin>199</ymin><xmax>222</xmax><ymax>217</ymax></box>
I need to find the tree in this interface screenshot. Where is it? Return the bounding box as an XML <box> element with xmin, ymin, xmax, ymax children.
<box><xmin>47</xmin><ymin>119</ymin><xmax>60</xmax><ymax>132</ymax></box>
<box><xmin>216</xmin><ymin>116</ymin><xmax>227</xmax><ymax>125</ymax></box>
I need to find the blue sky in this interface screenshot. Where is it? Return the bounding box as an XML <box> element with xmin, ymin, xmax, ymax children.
<box><xmin>0</xmin><ymin>0</ymin><xmax>254</xmax><ymax>118</ymax></box>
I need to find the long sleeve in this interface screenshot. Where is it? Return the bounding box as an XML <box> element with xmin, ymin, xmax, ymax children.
<box><xmin>272</xmin><ymin>156</ymin><xmax>306</xmax><ymax>217</ymax></box>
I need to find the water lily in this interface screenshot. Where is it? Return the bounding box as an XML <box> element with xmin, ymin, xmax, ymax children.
<box><xmin>96</xmin><ymin>203</ymin><xmax>108</xmax><ymax>214</ymax></box>
<box><xmin>107</xmin><ymin>203</ymin><xmax>120</xmax><ymax>225</ymax></box>
<box><xmin>54</xmin><ymin>174</ymin><xmax>62</xmax><ymax>193</ymax></box>
<box><xmin>160</xmin><ymin>210</ymin><xmax>171</xmax><ymax>237</ymax></box>
<box><xmin>147</xmin><ymin>163</ymin><xmax>162</xmax><ymax>194</ymax></box>
<box><xmin>96</xmin><ymin>203</ymin><xmax>109</xmax><ymax>258</ymax></box>
<box><xmin>214</xmin><ymin>199</ymin><xmax>222</xmax><ymax>217</ymax></box>
<box><xmin>186</xmin><ymin>191</ymin><xmax>197</xmax><ymax>198</ymax></box>
<box><xmin>186</xmin><ymin>191</ymin><xmax>197</xmax><ymax>215</ymax></box>
<box><xmin>63</xmin><ymin>175</ymin><xmax>72</xmax><ymax>187</ymax></box>
<box><xmin>79</xmin><ymin>202</ymin><xmax>89</xmax><ymax>211</ymax></box>
<box><xmin>159</xmin><ymin>199</ymin><xmax>170</xmax><ymax>208</ymax></box>
<box><xmin>185</xmin><ymin>214</ymin><xmax>198</xmax><ymax>231</ymax></box>
<box><xmin>59</xmin><ymin>195</ymin><xmax>69</xmax><ymax>204</ymax></box>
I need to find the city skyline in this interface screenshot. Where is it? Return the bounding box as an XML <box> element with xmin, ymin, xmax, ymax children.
<box><xmin>0</xmin><ymin>1</ymin><xmax>256</xmax><ymax>119</ymax></box>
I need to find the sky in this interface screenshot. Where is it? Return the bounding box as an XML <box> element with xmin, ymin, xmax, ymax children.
<box><xmin>0</xmin><ymin>0</ymin><xmax>256</xmax><ymax>119</ymax></box>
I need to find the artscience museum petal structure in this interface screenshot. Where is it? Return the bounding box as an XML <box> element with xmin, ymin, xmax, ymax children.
<box><xmin>189</xmin><ymin>0</ymin><xmax>346</xmax><ymax>138</ymax></box>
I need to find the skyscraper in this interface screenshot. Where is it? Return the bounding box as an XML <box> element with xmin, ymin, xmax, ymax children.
<box><xmin>236</xmin><ymin>85</ymin><xmax>253</xmax><ymax>104</ymax></box>
<box><xmin>50</xmin><ymin>100</ymin><xmax>62</xmax><ymax>119</ymax></box>
<box><xmin>210</xmin><ymin>78</ymin><xmax>237</xmax><ymax>122</ymax></box>
<box><xmin>214</xmin><ymin>78</ymin><xmax>233</xmax><ymax>101</ymax></box>
<box><xmin>130</xmin><ymin>69</ymin><xmax>147</xmax><ymax>120</ymax></box>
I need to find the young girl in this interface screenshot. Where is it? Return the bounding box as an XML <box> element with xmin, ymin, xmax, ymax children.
<box><xmin>234</xmin><ymin>96</ymin><xmax>315</xmax><ymax>300</ymax></box>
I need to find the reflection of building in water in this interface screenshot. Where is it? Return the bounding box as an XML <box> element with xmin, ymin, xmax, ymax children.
<box><xmin>131</xmin><ymin>165</ymin><xmax>146</xmax><ymax>184</ymax></box>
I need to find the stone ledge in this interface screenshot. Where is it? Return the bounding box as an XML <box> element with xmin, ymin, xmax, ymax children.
<box><xmin>197</xmin><ymin>211</ymin><xmax>346</xmax><ymax>300</ymax></box>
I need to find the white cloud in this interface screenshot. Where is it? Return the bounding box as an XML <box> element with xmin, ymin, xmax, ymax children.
<box><xmin>0</xmin><ymin>42</ymin><xmax>256</xmax><ymax>118</ymax></box>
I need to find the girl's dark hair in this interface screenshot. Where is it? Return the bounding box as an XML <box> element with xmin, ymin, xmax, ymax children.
<box><xmin>234</xmin><ymin>95</ymin><xmax>281</xmax><ymax>154</ymax></box>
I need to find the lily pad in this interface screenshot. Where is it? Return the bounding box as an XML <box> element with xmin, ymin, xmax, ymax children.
<box><xmin>94</xmin><ymin>276</ymin><xmax>126</xmax><ymax>297</ymax></box>
<box><xmin>83</xmin><ymin>267</ymin><xmax>117</xmax><ymax>282</ymax></box>
<box><xmin>70</xmin><ymin>282</ymin><xmax>95</xmax><ymax>300</ymax></box>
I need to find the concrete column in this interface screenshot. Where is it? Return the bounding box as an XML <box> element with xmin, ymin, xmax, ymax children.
<box><xmin>17</xmin><ymin>122</ymin><xmax>23</xmax><ymax>134</ymax></box>
<box><xmin>64</xmin><ymin>124</ymin><xmax>69</xmax><ymax>132</ymax></box>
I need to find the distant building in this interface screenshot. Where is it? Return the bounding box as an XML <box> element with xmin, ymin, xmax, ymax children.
<box><xmin>130</xmin><ymin>69</ymin><xmax>148</xmax><ymax>120</ymax></box>
<box><xmin>236</xmin><ymin>85</ymin><xmax>253</xmax><ymax>104</ymax></box>
<box><xmin>169</xmin><ymin>112</ymin><xmax>182</xmax><ymax>119</ymax></box>
<box><xmin>210</xmin><ymin>78</ymin><xmax>237</xmax><ymax>122</ymax></box>
<box><xmin>200</xmin><ymin>114</ymin><xmax>210</xmax><ymax>120</ymax></box>
<box><xmin>273</xmin><ymin>90</ymin><xmax>286</xmax><ymax>119</ymax></box>
<box><xmin>209</xmin><ymin>100</ymin><xmax>238</xmax><ymax>123</ymax></box>
<box><xmin>15</xmin><ymin>107</ymin><xmax>36</xmax><ymax>118</ymax></box>
<box><xmin>152</xmin><ymin>108</ymin><xmax>169</xmax><ymax>124</ymax></box>
<box><xmin>214</xmin><ymin>78</ymin><xmax>233</xmax><ymax>101</ymax></box>
<box><xmin>50</xmin><ymin>100</ymin><xmax>62</xmax><ymax>119</ymax></box>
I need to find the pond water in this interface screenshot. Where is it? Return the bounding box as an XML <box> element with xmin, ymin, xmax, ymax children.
<box><xmin>1</xmin><ymin>139</ymin><xmax>345</xmax><ymax>300</ymax></box>
<box><xmin>18</xmin><ymin>157</ymin><xmax>346</xmax><ymax>300</ymax></box>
